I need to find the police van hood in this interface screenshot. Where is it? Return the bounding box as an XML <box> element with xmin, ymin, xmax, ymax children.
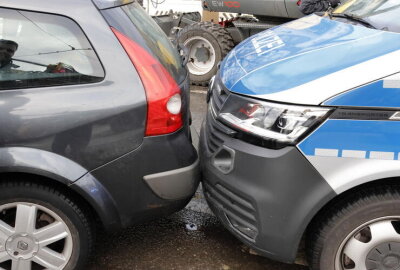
<box><xmin>220</xmin><ymin>15</ymin><xmax>400</xmax><ymax>105</ymax></box>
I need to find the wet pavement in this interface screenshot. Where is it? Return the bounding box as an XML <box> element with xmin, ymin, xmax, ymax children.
<box><xmin>88</xmin><ymin>87</ymin><xmax>308</xmax><ymax>270</ymax></box>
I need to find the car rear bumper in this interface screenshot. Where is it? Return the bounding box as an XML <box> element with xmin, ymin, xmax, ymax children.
<box><xmin>88</xmin><ymin>127</ymin><xmax>199</xmax><ymax>229</ymax></box>
<box><xmin>199</xmin><ymin>116</ymin><xmax>335</xmax><ymax>263</ymax></box>
<box><xmin>144</xmin><ymin>159</ymin><xmax>199</xmax><ymax>200</ymax></box>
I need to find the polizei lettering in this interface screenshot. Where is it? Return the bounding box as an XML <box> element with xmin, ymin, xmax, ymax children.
<box><xmin>251</xmin><ymin>30</ymin><xmax>285</xmax><ymax>55</ymax></box>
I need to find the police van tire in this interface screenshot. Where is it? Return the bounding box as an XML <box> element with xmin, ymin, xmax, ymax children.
<box><xmin>177</xmin><ymin>22</ymin><xmax>234</xmax><ymax>86</ymax></box>
<box><xmin>307</xmin><ymin>185</ymin><xmax>400</xmax><ymax>270</ymax></box>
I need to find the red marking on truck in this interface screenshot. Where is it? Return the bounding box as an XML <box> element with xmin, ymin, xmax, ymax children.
<box><xmin>224</xmin><ymin>1</ymin><xmax>240</xmax><ymax>8</ymax></box>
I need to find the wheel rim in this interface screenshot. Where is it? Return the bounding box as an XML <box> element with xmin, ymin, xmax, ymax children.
<box><xmin>183</xmin><ymin>36</ymin><xmax>216</xmax><ymax>76</ymax></box>
<box><xmin>335</xmin><ymin>216</ymin><xmax>400</xmax><ymax>270</ymax></box>
<box><xmin>0</xmin><ymin>202</ymin><xmax>73</xmax><ymax>270</ymax></box>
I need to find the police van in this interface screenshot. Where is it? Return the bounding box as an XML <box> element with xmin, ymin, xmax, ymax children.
<box><xmin>200</xmin><ymin>0</ymin><xmax>400</xmax><ymax>269</ymax></box>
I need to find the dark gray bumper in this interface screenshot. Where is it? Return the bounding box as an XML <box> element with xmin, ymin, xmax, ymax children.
<box><xmin>199</xmin><ymin>120</ymin><xmax>335</xmax><ymax>263</ymax></box>
<box><xmin>144</xmin><ymin>159</ymin><xmax>200</xmax><ymax>200</ymax></box>
<box><xmin>91</xmin><ymin>127</ymin><xmax>198</xmax><ymax>229</ymax></box>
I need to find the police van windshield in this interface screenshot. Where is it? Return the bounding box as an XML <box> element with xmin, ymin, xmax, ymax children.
<box><xmin>334</xmin><ymin>0</ymin><xmax>400</xmax><ymax>18</ymax></box>
<box><xmin>333</xmin><ymin>0</ymin><xmax>400</xmax><ymax>32</ymax></box>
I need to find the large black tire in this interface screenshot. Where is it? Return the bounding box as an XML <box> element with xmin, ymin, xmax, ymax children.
<box><xmin>177</xmin><ymin>22</ymin><xmax>234</xmax><ymax>86</ymax></box>
<box><xmin>0</xmin><ymin>181</ymin><xmax>94</xmax><ymax>270</ymax></box>
<box><xmin>307</xmin><ymin>185</ymin><xmax>400</xmax><ymax>270</ymax></box>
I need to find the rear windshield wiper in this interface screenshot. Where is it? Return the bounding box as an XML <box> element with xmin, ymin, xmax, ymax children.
<box><xmin>330</xmin><ymin>12</ymin><xmax>377</xmax><ymax>29</ymax></box>
<box><xmin>13</xmin><ymin>58</ymin><xmax>48</xmax><ymax>67</ymax></box>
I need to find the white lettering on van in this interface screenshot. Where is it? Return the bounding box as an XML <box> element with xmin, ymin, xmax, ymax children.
<box><xmin>251</xmin><ymin>30</ymin><xmax>285</xmax><ymax>56</ymax></box>
<box><xmin>384</xmin><ymin>73</ymin><xmax>400</xmax><ymax>89</ymax></box>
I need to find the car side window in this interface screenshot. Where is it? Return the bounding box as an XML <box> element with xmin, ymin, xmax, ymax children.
<box><xmin>0</xmin><ymin>8</ymin><xmax>104</xmax><ymax>90</ymax></box>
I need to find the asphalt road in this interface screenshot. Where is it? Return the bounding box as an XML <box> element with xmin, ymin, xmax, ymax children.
<box><xmin>87</xmin><ymin>87</ymin><xmax>308</xmax><ymax>270</ymax></box>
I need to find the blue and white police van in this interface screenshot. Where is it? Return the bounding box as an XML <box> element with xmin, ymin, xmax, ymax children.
<box><xmin>200</xmin><ymin>0</ymin><xmax>400</xmax><ymax>269</ymax></box>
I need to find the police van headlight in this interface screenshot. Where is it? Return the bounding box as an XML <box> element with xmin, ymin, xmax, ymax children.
<box><xmin>218</xmin><ymin>95</ymin><xmax>331</xmax><ymax>146</ymax></box>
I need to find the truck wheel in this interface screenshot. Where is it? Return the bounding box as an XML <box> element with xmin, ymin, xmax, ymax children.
<box><xmin>307</xmin><ymin>185</ymin><xmax>400</xmax><ymax>270</ymax></box>
<box><xmin>0</xmin><ymin>182</ymin><xmax>94</xmax><ymax>270</ymax></box>
<box><xmin>177</xmin><ymin>22</ymin><xmax>234</xmax><ymax>86</ymax></box>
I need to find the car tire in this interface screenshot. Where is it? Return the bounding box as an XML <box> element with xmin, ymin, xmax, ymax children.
<box><xmin>0</xmin><ymin>181</ymin><xmax>94</xmax><ymax>270</ymax></box>
<box><xmin>177</xmin><ymin>22</ymin><xmax>234</xmax><ymax>86</ymax></box>
<box><xmin>307</xmin><ymin>185</ymin><xmax>400</xmax><ymax>270</ymax></box>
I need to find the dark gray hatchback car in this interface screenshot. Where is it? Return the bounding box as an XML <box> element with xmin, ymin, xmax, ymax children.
<box><xmin>0</xmin><ymin>0</ymin><xmax>199</xmax><ymax>269</ymax></box>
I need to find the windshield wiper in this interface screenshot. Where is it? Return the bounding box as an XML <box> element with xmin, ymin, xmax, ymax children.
<box><xmin>12</xmin><ymin>59</ymin><xmax>47</xmax><ymax>67</ymax></box>
<box><xmin>329</xmin><ymin>12</ymin><xmax>377</xmax><ymax>29</ymax></box>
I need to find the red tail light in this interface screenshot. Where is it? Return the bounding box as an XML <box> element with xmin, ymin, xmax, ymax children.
<box><xmin>111</xmin><ymin>27</ymin><xmax>183</xmax><ymax>136</ymax></box>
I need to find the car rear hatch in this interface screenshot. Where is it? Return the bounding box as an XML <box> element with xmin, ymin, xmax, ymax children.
<box><xmin>94</xmin><ymin>0</ymin><xmax>191</xmax><ymax>136</ymax></box>
<box><xmin>94</xmin><ymin>0</ymin><xmax>187</xmax><ymax>84</ymax></box>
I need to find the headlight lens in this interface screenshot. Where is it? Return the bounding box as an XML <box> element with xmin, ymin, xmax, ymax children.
<box><xmin>217</xmin><ymin>95</ymin><xmax>331</xmax><ymax>145</ymax></box>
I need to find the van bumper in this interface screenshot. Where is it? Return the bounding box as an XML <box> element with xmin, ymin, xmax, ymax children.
<box><xmin>199</xmin><ymin>118</ymin><xmax>335</xmax><ymax>263</ymax></box>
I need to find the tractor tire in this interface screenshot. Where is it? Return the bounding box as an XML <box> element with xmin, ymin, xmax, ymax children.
<box><xmin>177</xmin><ymin>22</ymin><xmax>234</xmax><ymax>86</ymax></box>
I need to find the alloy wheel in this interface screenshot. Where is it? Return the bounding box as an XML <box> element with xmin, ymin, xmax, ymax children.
<box><xmin>0</xmin><ymin>202</ymin><xmax>73</xmax><ymax>270</ymax></box>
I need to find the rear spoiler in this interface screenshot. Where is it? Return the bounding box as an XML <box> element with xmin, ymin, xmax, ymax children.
<box><xmin>92</xmin><ymin>0</ymin><xmax>134</xmax><ymax>10</ymax></box>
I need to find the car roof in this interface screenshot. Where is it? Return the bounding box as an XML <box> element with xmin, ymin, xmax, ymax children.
<box><xmin>1</xmin><ymin>0</ymin><xmax>134</xmax><ymax>13</ymax></box>
<box><xmin>1</xmin><ymin>0</ymin><xmax>98</xmax><ymax>17</ymax></box>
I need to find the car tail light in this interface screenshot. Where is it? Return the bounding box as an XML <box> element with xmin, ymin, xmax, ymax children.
<box><xmin>111</xmin><ymin>27</ymin><xmax>183</xmax><ymax>136</ymax></box>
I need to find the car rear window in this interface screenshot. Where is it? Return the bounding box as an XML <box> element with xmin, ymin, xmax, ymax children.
<box><xmin>0</xmin><ymin>8</ymin><xmax>104</xmax><ymax>90</ymax></box>
<box><xmin>120</xmin><ymin>3</ymin><xmax>186</xmax><ymax>83</ymax></box>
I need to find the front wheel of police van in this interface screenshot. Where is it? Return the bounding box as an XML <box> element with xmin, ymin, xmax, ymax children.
<box><xmin>308</xmin><ymin>185</ymin><xmax>400</xmax><ymax>270</ymax></box>
<box><xmin>0</xmin><ymin>182</ymin><xmax>93</xmax><ymax>270</ymax></box>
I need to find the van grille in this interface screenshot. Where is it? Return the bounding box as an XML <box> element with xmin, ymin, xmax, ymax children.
<box><xmin>204</xmin><ymin>183</ymin><xmax>258</xmax><ymax>240</ymax></box>
<box><xmin>211</xmin><ymin>77</ymin><xmax>229</xmax><ymax>112</ymax></box>
<box><xmin>205</xmin><ymin>76</ymin><xmax>233</xmax><ymax>154</ymax></box>
<box><xmin>205</xmin><ymin>111</ymin><xmax>225</xmax><ymax>154</ymax></box>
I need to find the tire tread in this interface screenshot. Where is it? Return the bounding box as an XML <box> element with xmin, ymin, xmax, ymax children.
<box><xmin>177</xmin><ymin>22</ymin><xmax>234</xmax><ymax>86</ymax></box>
<box><xmin>307</xmin><ymin>185</ymin><xmax>400</xmax><ymax>270</ymax></box>
<box><xmin>0</xmin><ymin>180</ymin><xmax>95</xmax><ymax>269</ymax></box>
